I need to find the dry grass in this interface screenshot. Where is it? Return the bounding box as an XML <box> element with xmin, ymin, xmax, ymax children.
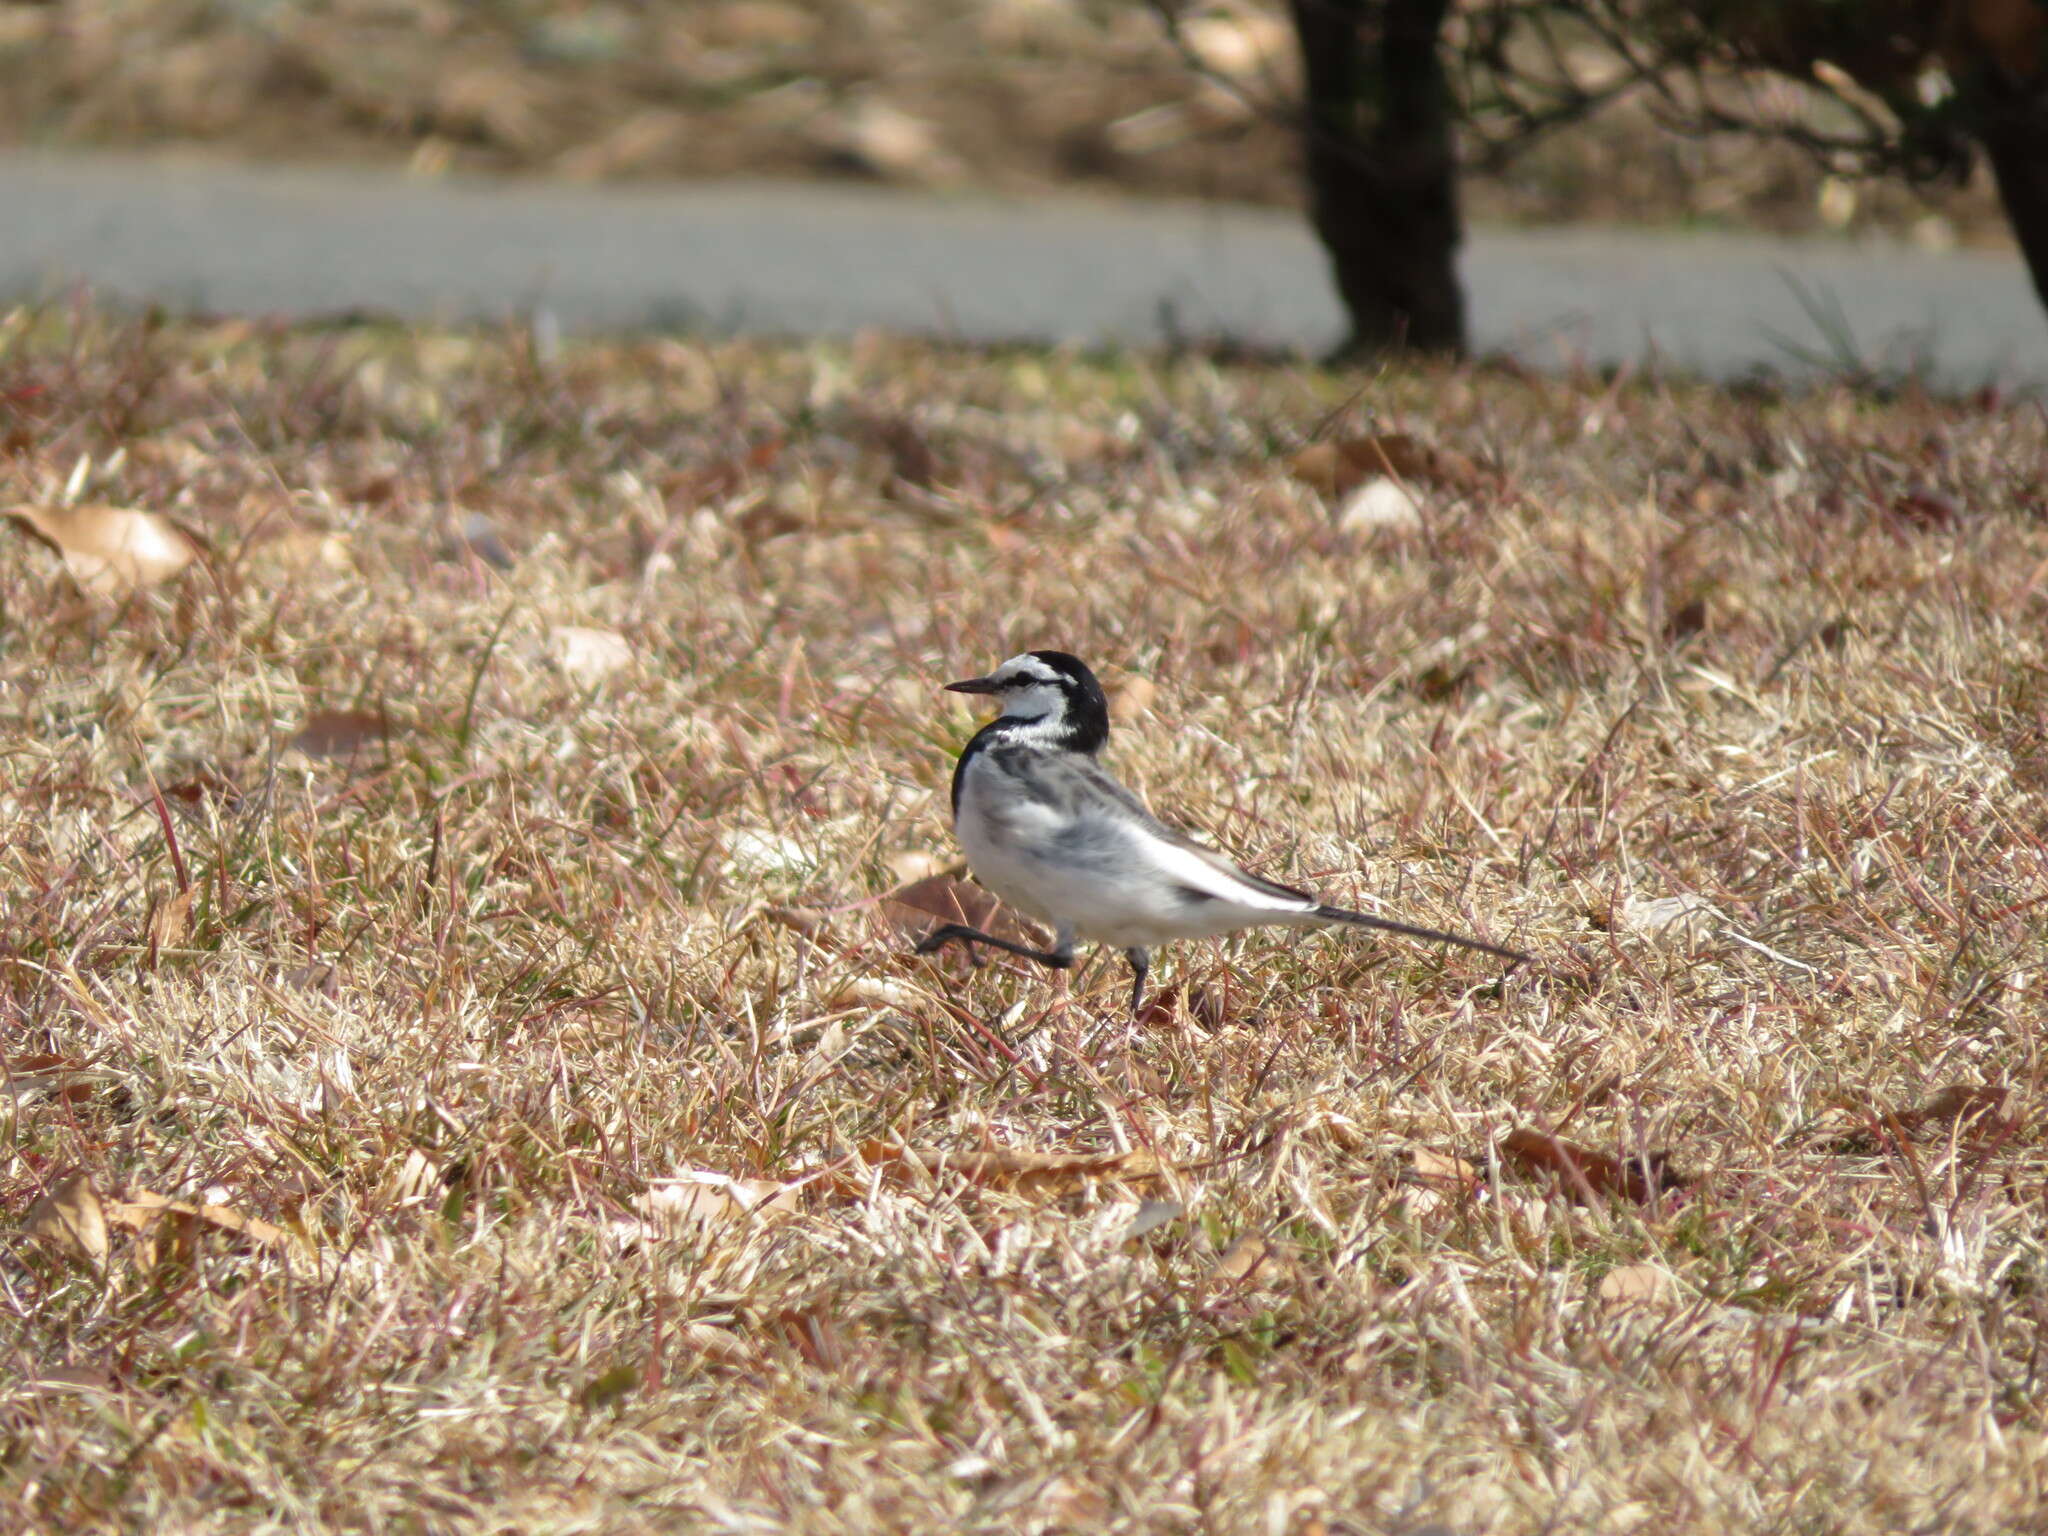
<box><xmin>3</xmin><ymin>309</ymin><xmax>2048</xmax><ymax>1532</ymax></box>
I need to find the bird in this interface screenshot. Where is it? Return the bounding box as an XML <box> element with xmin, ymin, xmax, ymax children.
<box><xmin>913</xmin><ymin>649</ymin><xmax>1531</xmax><ymax>1016</ymax></box>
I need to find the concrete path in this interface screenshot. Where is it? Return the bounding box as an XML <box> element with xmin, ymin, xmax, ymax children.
<box><xmin>4</xmin><ymin>150</ymin><xmax>2041</xmax><ymax>385</ymax></box>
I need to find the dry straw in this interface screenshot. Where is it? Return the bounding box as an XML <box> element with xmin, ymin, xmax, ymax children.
<box><xmin>2</xmin><ymin>310</ymin><xmax>2045</xmax><ymax>1531</ymax></box>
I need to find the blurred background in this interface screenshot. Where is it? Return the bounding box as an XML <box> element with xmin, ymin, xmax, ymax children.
<box><xmin>3</xmin><ymin>2</ymin><xmax>2041</xmax><ymax>375</ymax></box>
<box><xmin>0</xmin><ymin>0</ymin><xmax>2015</xmax><ymax>246</ymax></box>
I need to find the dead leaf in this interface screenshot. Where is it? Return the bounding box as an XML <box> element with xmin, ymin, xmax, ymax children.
<box><xmin>551</xmin><ymin>625</ymin><xmax>633</xmax><ymax>683</ymax></box>
<box><xmin>1290</xmin><ymin>433</ymin><xmax>1485</xmax><ymax>499</ymax></box>
<box><xmin>1132</xmin><ymin>981</ymin><xmax>1227</xmax><ymax>1032</ymax></box>
<box><xmin>160</xmin><ymin>766</ymin><xmax>239</xmax><ymax>806</ymax></box>
<box><xmin>675</xmin><ymin>1322</ymin><xmax>752</xmax><ymax>1366</ymax></box>
<box><xmin>146</xmin><ymin>887</ymin><xmax>193</xmax><ymax>963</ymax></box>
<box><xmin>3</xmin><ymin>1053</ymin><xmax>98</xmax><ymax>1103</ymax></box>
<box><xmin>1337</xmin><ymin>476</ymin><xmax>1423</xmax><ymax>533</ymax></box>
<box><xmin>1617</xmin><ymin>892</ymin><xmax>1722</xmax><ymax>943</ymax></box>
<box><xmin>632</xmin><ymin>1172</ymin><xmax>798</xmax><ymax>1239</ymax></box>
<box><xmin>1597</xmin><ymin>1263</ymin><xmax>1676</xmax><ymax>1306</ymax></box>
<box><xmin>387</xmin><ymin>1149</ymin><xmax>443</xmax><ymax>1205</ymax></box>
<box><xmin>6</xmin><ymin>503</ymin><xmax>203</xmax><ymax>596</ymax></box>
<box><xmin>1892</xmin><ymin>486</ymin><xmax>1960</xmax><ymax>530</ymax></box>
<box><xmin>774</xmin><ymin>1303</ymin><xmax>847</xmax><ymax>1371</ymax></box>
<box><xmin>246</xmin><ymin>528</ymin><xmax>352</xmax><ymax>575</ymax></box>
<box><xmin>1499</xmin><ymin>1129</ymin><xmax>1683</xmax><ymax>1203</ymax></box>
<box><xmin>1824</xmin><ymin>1083</ymin><xmax>2021</xmax><ymax>1154</ymax></box>
<box><xmin>864</xmin><ymin>412</ymin><xmax>940</xmax><ymax>490</ymax></box>
<box><xmin>852</xmin><ymin>1140</ymin><xmax>1165</xmax><ymax>1199</ymax></box>
<box><xmin>108</xmin><ymin>1189</ymin><xmax>297</xmax><ymax>1263</ymax></box>
<box><xmin>1898</xmin><ymin>1083</ymin><xmax>2014</xmax><ymax>1135</ymax></box>
<box><xmin>1205</xmin><ymin>1232</ymin><xmax>1287</xmax><ymax>1291</ymax></box>
<box><xmin>1124</xmin><ymin>1199</ymin><xmax>1185</xmax><ymax>1242</ymax></box>
<box><xmin>26</xmin><ymin>1172</ymin><xmax>109</xmax><ymax>1266</ymax></box>
<box><xmin>1103</xmin><ymin>673</ymin><xmax>1157</xmax><ymax>717</ymax></box>
<box><xmin>884</xmin><ymin>874</ymin><xmax>1040</xmax><ymax>946</ymax></box>
<box><xmin>1408</xmin><ymin>1148</ymin><xmax>1482</xmax><ymax>1190</ymax></box>
<box><xmin>444</xmin><ymin>511</ymin><xmax>515</xmax><ymax>570</ymax></box>
<box><xmin>830</xmin><ymin>976</ymin><xmax>928</xmax><ymax>1011</ymax></box>
<box><xmin>1662</xmin><ymin>596</ymin><xmax>1709</xmax><ymax>646</ymax></box>
<box><xmin>290</xmin><ymin>708</ymin><xmax>390</xmax><ymax>761</ymax></box>
<box><xmin>19</xmin><ymin>1363</ymin><xmax>115</xmax><ymax>1397</ymax></box>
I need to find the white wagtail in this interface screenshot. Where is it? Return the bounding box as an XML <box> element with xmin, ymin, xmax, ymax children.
<box><xmin>914</xmin><ymin>650</ymin><xmax>1530</xmax><ymax>1014</ymax></box>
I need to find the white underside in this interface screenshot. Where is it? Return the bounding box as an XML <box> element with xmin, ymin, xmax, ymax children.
<box><xmin>955</xmin><ymin>757</ymin><xmax>1323</xmax><ymax>949</ymax></box>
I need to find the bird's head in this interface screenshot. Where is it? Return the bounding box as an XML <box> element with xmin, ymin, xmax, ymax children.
<box><xmin>945</xmin><ymin>650</ymin><xmax>1111</xmax><ymax>753</ymax></box>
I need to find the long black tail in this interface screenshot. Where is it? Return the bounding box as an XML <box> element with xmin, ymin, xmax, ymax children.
<box><xmin>1315</xmin><ymin>905</ymin><xmax>1532</xmax><ymax>967</ymax></box>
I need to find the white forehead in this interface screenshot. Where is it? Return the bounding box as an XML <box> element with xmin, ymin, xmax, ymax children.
<box><xmin>991</xmin><ymin>654</ymin><xmax>1061</xmax><ymax>686</ymax></box>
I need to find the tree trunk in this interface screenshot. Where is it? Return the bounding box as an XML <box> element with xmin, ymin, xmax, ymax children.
<box><xmin>1288</xmin><ymin>0</ymin><xmax>1465</xmax><ymax>357</ymax></box>
<box><xmin>1980</xmin><ymin>118</ymin><xmax>2048</xmax><ymax>317</ymax></box>
<box><xmin>1947</xmin><ymin>0</ymin><xmax>2048</xmax><ymax>321</ymax></box>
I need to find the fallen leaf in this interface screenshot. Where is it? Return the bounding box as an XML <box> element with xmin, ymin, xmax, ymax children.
<box><xmin>632</xmin><ymin>1172</ymin><xmax>798</xmax><ymax>1239</ymax></box>
<box><xmin>279</xmin><ymin>962</ymin><xmax>340</xmax><ymax>996</ymax></box>
<box><xmin>830</xmin><ymin>976</ymin><xmax>928</xmax><ymax>1011</ymax></box>
<box><xmin>1597</xmin><ymin>1262</ymin><xmax>1676</xmax><ymax>1306</ymax></box>
<box><xmin>1205</xmin><ymin>1232</ymin><xmax>1287</xmax><ymax>1291</ymax></box>
<box><xmin>19</xmin><ymin>1364</ymin><xmax>115</xmax><ymax>1397</ymax></box>
<box><xmin>1662</xmin><ymin>596</ymin><xmax>1709</xmax><ymax>646</ymax></box>
<box><xmin>1892</xmin><ymin>486</ymin><xmax>1960</xmax><ymax>530</ymax></box>
<box><xmin>444</xmin><ymin>510</ymin><xmax>515</xmax><ymax>569</ymax></box>
<box><xmin>1617</xmin><ymin>892</ymin><xmax>1721</xmax><ymax>943</ymax></box>
<box><xmin>1132</xmin><ymin>981</ymin><xmax>1227</xmax><ymax>1031</ymax></box>
<box><xmin>246</xmin><ymin>528</ymin><xmax>352</xmax><ymax>575</ymax></box>
<box><xmin>387</xmin><ymin>1149</ymin><xmax>443</xmax><ymax>1204</ymax></box>
<box><xmin>159</xmin><ymin>766</ymin><xmax>239</xmax><ymax>806</ymax></box>
<box><xmin>146</xmin><ymin>887</ymin><xmax>193</xmax><ymax>963</ymax></box>
<box><xmin>1290</xmin><ymin>433</ymin><xmax>1485</xmax><ymax>498</ymax></box>
<box><xmin>723</xmin><ymin>828</ymin><xmax>818</xmax><ymax>881</ymax></box>
<box><xmin>1827</xmin><ymin>1083</ymin><xmax>2026</xmax><ymax>1153</ymax></box>
<box><xmin>1408</xmin><ymin>1148</ymin><xmax>1482</xmax><ymax>1189</ymax></box>
<box><xmin>1897</xmin><ymin>1084</ymin><xmax>2014</xmax><ymax>1136</ymax></box>
<box><xmin>3</xmin><ymin>1053</ymin><xmax>99</xmax><ymax>1103</ymax></box>
<box><xmin>1103</xmin><ymin>673</ymin><xmax>1157</xmax><ymax>717</ymax></box>
<box><xmin>853</xmin><ymin>1140</ymin><xmax>1165</xmax><ymax>1199</ymax></box>
<box><xmin>550</xmin><ymin>625</ymin><xmax>633</xmax><ymax>683</ymax></box>
<box><xmin>884</xmin><ymin>849</ymin><xmax>952</xmax><ymax>885</ymax></box>
<box><xmin>884</xmin><ymin>874</ymin><xmax>1040</xmax><ymax>946</ymax></box>
<box><xmin>290</xmin><ymin>708</ymin><xmax>390</xmax><ymax>761</ymax></box>
<box><xmin>26</xmin><ymin>1172</ymin><xmax>109</xmax><ymax>1265</ymax></box>
<box><xmin>1124</xmin><ymin>1199</ymin><xmax>1185</xmax><ymax>1242</ymax></box>
<box><xmin>106</xmin><ymin>1189</ymin><xmax>299</xmax><ymax>1268</ymax></box>
<box><xmin>674</xmin><ymin>1322</ymin><xmax>752</xmax><ymax>1366</ymax></box>
<box><xmin>1336</xmin><ymin>475</ymin><xmax>1423</xmax><ymax>533</ymax></box>
<box><xmin>1499</xmin><ymin>1129</ymin><xmax>1683</xmax><ymax>1203</ymax></box>
<box><xmin>5</xmin><ymin>503</ymin><xmax>203</xmax><ymax>596</ymax></box>
<box><xmin>774</xmin><ymin>1304</ymin><xmax>847</xmax><ymax>1371</ymax></box>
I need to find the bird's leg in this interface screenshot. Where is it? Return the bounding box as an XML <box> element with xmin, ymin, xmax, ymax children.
<box><xmin>1124</xmin><ymin>948</ymin><xmax>1150</xmax><ymax>1019</ymax></box>
<box><xmin>914</xmin><ymin>923</ymin><xmax>1075</xmax><ymax>972</ymax></box>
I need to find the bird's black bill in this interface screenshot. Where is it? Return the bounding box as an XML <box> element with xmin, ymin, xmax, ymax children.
<box><xmin>945</xmin><ymin>677</ymin><xmax>1002</xmax><ymax>695</ymax></box>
